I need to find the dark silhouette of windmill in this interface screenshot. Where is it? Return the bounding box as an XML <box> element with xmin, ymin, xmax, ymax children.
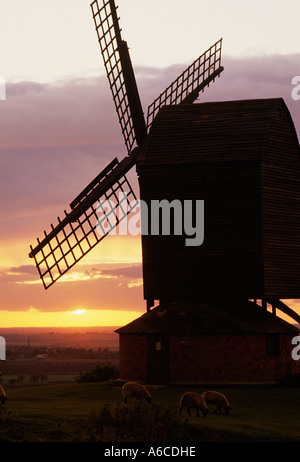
<box><xmin>29</xmin><ymin>1</ymin><xmax>300</xmax><ymax>384</ymax></box>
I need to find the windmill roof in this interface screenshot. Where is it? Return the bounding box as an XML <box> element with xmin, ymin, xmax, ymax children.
<box><xmin>116</xmin><ymin>300</ymin><xmax>299</xmax><ymax>335</ymax></box>
<box><xmin>138</xmin><ymin>97</ymin><xmax>299</xmax><ymax>165</ymax></box>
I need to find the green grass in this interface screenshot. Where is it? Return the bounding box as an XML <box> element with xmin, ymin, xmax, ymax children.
<box><xmin>1</xmin><ymin>382</ymin><xmax>300</xmax><ymax>442</ymax></box>
<box><xmin>6</xmin><ymin>382</ymin><xmax>118</xmax><ymax>419</ymax></box>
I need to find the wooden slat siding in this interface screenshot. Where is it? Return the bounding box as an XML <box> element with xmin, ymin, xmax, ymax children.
<box><xmin>138</xmin><ymin>99</ymin><xmax>275</xmax><ymax>165</ymax></box>
<box><xmin>262</xmin><ymin>103</ymin><xmax>300</xmax><ymax>298</ymax></box>
<box><xmin>137</xmin><ymin>98</ymin><xmax>300</xmax><ymax>301</ymax></box>
<box><xmin>139</xmin><ymin>160</ymin><xmax>263</xmax><ymax>300</ymax></box>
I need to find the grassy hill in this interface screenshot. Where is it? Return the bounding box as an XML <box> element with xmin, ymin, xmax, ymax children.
<box><xmin>1</xmin><ymin>381</ymin><xmax>300</xmax><ymax>442</ymax></box>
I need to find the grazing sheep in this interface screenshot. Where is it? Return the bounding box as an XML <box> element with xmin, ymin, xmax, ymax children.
<box><xmin>122</xmin><ymin>382</ymin><xmax>152</xmax><ymax>404</ymax></box>
<box><xmin>202</xmin><ymin>390</ymin><xmax>231</xmax><ymax>414</ymax></box>
<box><xmin>179</xmin><ymin>392</ymin><xmax>208</xmax><ymax>417</ymax></box>
<box><xmin>0</xmin><ymin>384</ymin><xmax>6</xmax><ymax>404</ymax></box>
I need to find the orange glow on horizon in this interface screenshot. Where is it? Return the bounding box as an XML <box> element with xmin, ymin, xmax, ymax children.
<box><xmin>0</xmin><ymin>308</ymin><xmax>143</xmax><ymax>328</ymax></box>
<box><xmin>1</xmin><ymin>304</ymin><xmax>299</xmax><ymax>329</ymax></box>
<box><xmin>0</xmin><ymin>232</ymin><xmax>144</xmax><ymax>328</ymax></box>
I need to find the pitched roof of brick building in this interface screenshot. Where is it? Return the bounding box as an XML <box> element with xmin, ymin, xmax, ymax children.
<box><xmin>116</xmin><ymin>300</ymin><xmax>299</xmax><ymax>334</ymax></box>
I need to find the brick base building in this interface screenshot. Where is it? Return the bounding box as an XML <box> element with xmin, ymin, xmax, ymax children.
<box><xmin>116</xmin><ymin>300</ymin><xmax>300</xmax><ymax>384</ymax></box>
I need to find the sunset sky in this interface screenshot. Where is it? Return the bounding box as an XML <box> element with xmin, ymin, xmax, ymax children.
<box><xmin>1</xmin><ymin>0</ymin><xmax>300</xmax><ymax>327</ymax></box>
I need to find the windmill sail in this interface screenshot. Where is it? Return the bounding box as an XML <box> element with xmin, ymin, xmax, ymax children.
<box><xmin>91</xmin><ymin>0</ymin><xmax>147</xmax><ymax>151</ymax></box>
<box><xmin>147</xmin><ymin>38</ymin><xmax>224</xmax><ymax>129</ymax></box>
<box><xmin>29</xmin><ymin>152</ymin><xmax>138</xmax><ymax>289</ymax></box>
<box><xmin>29</xmin><ymin>3</ymin><xmax>225</xmax><ymax>290</ymax></box>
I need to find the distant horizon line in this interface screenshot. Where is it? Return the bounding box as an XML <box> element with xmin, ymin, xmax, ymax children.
<box><xmin>0</xmin><ymin>325</ymin><xmax>121</xmax><ymax>330</ymax></box>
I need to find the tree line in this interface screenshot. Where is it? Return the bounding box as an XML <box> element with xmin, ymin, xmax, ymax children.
<box><xmin>6</xmin><ymin>346</ymin><xmax>119</xmax><ymax>360</ymax></box>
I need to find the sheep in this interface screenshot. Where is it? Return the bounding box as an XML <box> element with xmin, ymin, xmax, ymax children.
<box><xmin>122</xmin><ymin>381</ymin><xmax>152</xmax><ymax>404</ymax></box>
<box><xmin>0</xmin><ymin>384</ymin><xmax>6</xmax><ymax>405</ymax></box>
<box><xmin>201</xmin><ymin>390</ymin><xmax>231</xmax><ymax>415</ymax></box>
<box><xmin>179</xmin><ymin>391</ymin><xmax>208</xmax><ymax>417</ymax></box>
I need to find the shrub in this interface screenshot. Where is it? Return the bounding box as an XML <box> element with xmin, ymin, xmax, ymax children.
<box><xmin>75</xmin><ymin>363</ymin><xmax>119</xmax><ymax>383</ymax></box>
<box><xmin>88</xmin><ymin>401</ymin><xmax>190</xmax><ymax>442</ymax></box>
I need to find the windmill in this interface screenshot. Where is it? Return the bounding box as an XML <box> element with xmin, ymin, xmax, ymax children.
<box><xmin>29</xmin><ymin>1</ymin><xmax>300</xmax><ymax>384</ymax></box>
<box><xmin>29</xmin><ymin>0</ymin><xmax>224</xmax><ymax>294</ymax></box>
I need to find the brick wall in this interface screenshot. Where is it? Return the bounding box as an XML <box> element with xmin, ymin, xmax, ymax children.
<box><xmin>169</xmin><ymin>333</ymin><xmax>298</xmax><ymax>383</ymax></box>
<box><xmin>119</xmin><ymin>334</ymin><xmax>148</xmax><ymax>382</ymax></box>
<box><xmin>118</xmin><ymin>332</ymin><xmax>299</xmax><ymax>383</ymax></box>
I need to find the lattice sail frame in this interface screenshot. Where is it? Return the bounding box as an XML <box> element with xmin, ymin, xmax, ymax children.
<box><xmin>91</xmin><ymin>0</ymin><xmax>146</xmax><ymax>152</ymax></box>
<box><xmin>29</xmin><ymin>156</ymin><xmax>138</xmax><ymax>289</ymax></box>
<box><xmin>147</xmin><ymin>38</ymin><xmax>223</xmax><ymax>129</ymax></box>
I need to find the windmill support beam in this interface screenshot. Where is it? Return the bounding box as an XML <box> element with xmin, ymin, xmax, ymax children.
<box><xmin>266</xmin><ymin>299</ymin><xmax>300</xmax><ymax>325</ymax></box>
<box><xmin>146</xmin><ymin>299</ymin><xmax>154</xmax><ymax>312</ymax></box>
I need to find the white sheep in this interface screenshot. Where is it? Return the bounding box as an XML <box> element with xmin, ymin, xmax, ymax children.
<box><xmin>179</xmin><ymin>391</ymin><xmax>208</xmax><ymax>417</ymax></box>
<box><xmin>201</xmin><ymin>390</ymin><xmax>231</xmax><ymax>414</ymax></box>
<box><xmin>122</xmin><ymin>381</ymin><xmax>152</xmax><ymax>404</ymax></box>
<box><xmin>0</xmin><ymin>384</ymin><xmax>6</xmax><ymax>405</ymax></box>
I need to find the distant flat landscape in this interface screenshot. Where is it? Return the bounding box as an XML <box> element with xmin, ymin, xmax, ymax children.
<box><xmin>0</xmin><ymin>326</ymin><xmax>120</xmax><ymax>349</ymax></box>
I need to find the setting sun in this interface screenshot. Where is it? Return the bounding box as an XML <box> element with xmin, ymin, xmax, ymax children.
<box><xmin>72</xmin><ymin>309</ymin><xmax>86</xmax><ymax>315</ymax></box>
